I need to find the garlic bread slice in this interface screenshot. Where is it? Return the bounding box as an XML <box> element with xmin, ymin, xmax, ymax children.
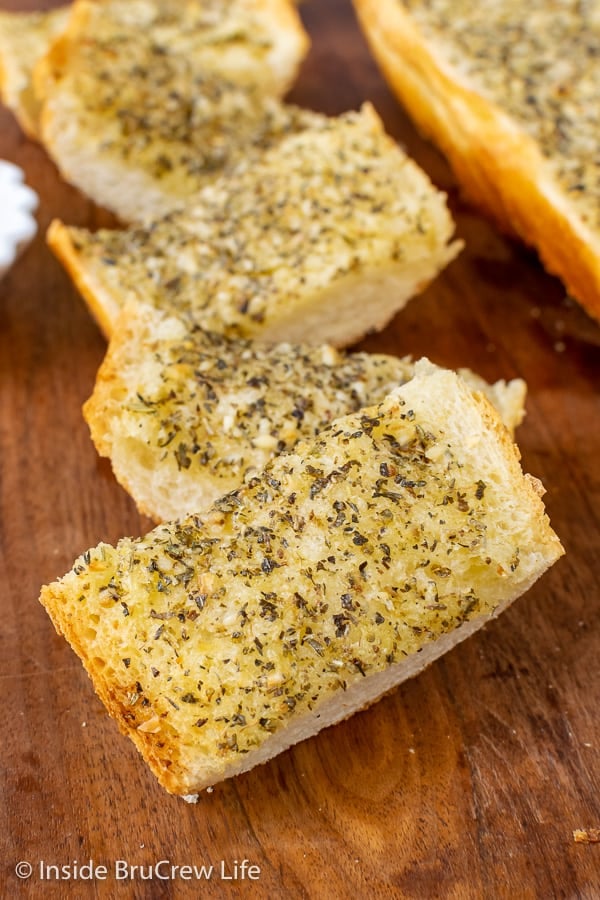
<box><xmin>36</xmin><ymin>0</ymin><xmax>310</xmax><ymax>220</ymax></box>
<box><xmin>354</xmin><ymin>0</ymin><xmax>600</xmax><ymax>322</ymax></box>
<box><xmin>41</xmin><ymin>362</ymin><xmax>562</xmax><ymax>797</ymax></box>
<box><xmin>85</xmin><ymin>302</ymin><xmax>526</xmax><ymax>522</ymax></box>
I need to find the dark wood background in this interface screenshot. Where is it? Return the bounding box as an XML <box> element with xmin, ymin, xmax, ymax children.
<box><xmin>1</xmin><ymin>1</ymin><xmax>599</xmax><ymax>897</ymax></box>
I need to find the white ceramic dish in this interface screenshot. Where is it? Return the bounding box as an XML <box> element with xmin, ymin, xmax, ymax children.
<box><xmin>0</xmin><ymin>160</ymin><xmax>38</xmax><ymax>280</ymax></box>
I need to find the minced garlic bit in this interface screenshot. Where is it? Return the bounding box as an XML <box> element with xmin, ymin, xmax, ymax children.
<box><xmin>66</xmin><ymin>105</ymin><xmax>457</xmax><ymax>335</ymax></box>
<box><xmin>402</xmin><ymin>0</ymin><xmax>600</xmax><ymax>227</ymax></box>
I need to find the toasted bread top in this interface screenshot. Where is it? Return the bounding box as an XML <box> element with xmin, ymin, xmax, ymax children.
<box><xmin>84</xmin><ymin>302</ymin><xmax>415</xmax><ymax>520</ymax></box>
<box><xmin>38</xmin><ymin>0</ymin><xmax>309</xmax><ymax>102</ymax></box>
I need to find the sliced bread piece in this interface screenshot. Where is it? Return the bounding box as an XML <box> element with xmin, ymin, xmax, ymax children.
<box><xmin>0</xmin><ymin>6</ymin><xmax>69</xmax><ymax>139</ymax></box>
<box><xmin>48</xmin><ymin>103</ymin><xmax>462</xmax><ymax>343</ymax></box>
<box><xmin>40</xmin><ymin>361</ymin><xmax>563</xmax><ymax>797</ymax></box>
<box><xmin>35</xmin><ymin>0</ymin><xmax>310</xmax><ymax>220</ymax></box>
<box><xmin>354</xmin><ymin>0</ymin><xmax>600</xmax><ymax>323</ymax></box>
<box><xmin>84</xmin><ymin>302</ymin><xmax>526</xmax><ymax>522</ymax></box>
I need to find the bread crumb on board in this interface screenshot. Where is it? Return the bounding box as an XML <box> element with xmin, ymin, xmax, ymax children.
<box><xmin>573</xmin><ymin>828</ymin><xmax>600</xmax><ymax>844</ymax></box>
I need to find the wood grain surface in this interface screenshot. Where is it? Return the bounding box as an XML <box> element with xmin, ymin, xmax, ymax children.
<box><xmin>1</xmin><ymin>1</ymin><xmax>599</xmax><ymax>897</ymax></box>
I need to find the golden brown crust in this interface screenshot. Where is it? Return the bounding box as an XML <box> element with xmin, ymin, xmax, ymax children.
<box><xmin>39</xmin><ymin>579</ymin><xmax>187</xmax><ymax>793</ymax></box>
<box><xmin>47</xmin><ymin>219</ymin><xmax>118</xmax><ymax>339</ymax></box>
<box><xmin>353</xmin><ymin>0</ymin><xmax>600</xmax><ymax>323</ymax></box>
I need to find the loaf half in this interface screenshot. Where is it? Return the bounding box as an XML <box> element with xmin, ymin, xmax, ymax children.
<box><xmin>48</xmin><ymin>104</ymin><xmax>462</xmax><ymax>343</ymax></box>
<box><xmin>354</xmin><ymin>0</ymin><xmax>600</xmax><ymax>323</ymax></box>
<box><xmin>40</xmin><ymin>361</ymin><xmax>563</xmax><ymax>797</ymax></box>
<box><xmin>0</xmin><ymin>6</ymin><xmax>69</xmax><ymax>139</ymax></box>
<box><xmin>35</xmin><ymin>0</ymin><xmax>310</xmax><ymax>221</ymax></box>
<box><xmin>85</xmin><ymin>303</ymin><xmax>526</xmax><ymax>522</ymax></box>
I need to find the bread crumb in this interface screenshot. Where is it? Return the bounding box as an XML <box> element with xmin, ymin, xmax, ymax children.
<box><xmin>573</xmin><ymin>828</ymin><xmax>600</xmax><ymax>844</ymax></box>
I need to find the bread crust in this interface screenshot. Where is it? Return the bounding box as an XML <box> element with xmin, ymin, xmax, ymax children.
<box><xmin>354</xmin><ymin>0</ymin><xmax>600</xmax><ymax>323</ymax></box>
<box><xmin>48</xmin><ymin>219</ymin><xmax>119</xmax><ymax>339</ymax></box>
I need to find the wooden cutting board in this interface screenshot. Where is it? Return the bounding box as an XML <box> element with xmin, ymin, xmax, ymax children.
<box><xmin>1</xmin><ymin>1</ymin><xmax>599</xmax><ymax>896</ymax></box>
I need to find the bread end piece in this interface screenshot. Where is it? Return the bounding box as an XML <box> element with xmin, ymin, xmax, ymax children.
<box><xmin>353</xmin><ymin>0</ymin><xmax>600</xmax><ymax>323</ymax></box>
<box><xmin>0</xmin><ymin>6</ymin><xmax>69</xmax><ymax>139</ymax></box>
<box><xmin>41</xmin><ymin>362</ymin><xmax>562</xmax><ymax>796</ymax></box>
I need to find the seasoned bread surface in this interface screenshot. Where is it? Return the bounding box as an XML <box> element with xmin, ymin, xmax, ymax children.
<box><xmin>40</xmin><ymin>363</ymin><xmax>563</xmax><ymax>796</ymax></box>
<box><xmin>48</xmin><ymin>104</ymin><xmax>461</xmax><ymax>344</ymax></box>
<box><xmin>354</xmin><ymin>0</ymin><xmax>600</xmax><ymax>323</ymax></box>
<box><xmin>85</xmin><ymin>303</ymin><xmax>526</xmax><ymax>523</ymax></box>
<box><xmin>35</xmin><ymin>0</ymin><xmax>310</xmax><ymax>221</ymax></box>
<box><xmin>84</xmin><ymin>303</ymin><xmax>414</xmax><ymax>522</ymax></box>
<box><xmin>0</xmin><ymin>6</ymin><xmax>69</xmax><ymax>138</ymax></box>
